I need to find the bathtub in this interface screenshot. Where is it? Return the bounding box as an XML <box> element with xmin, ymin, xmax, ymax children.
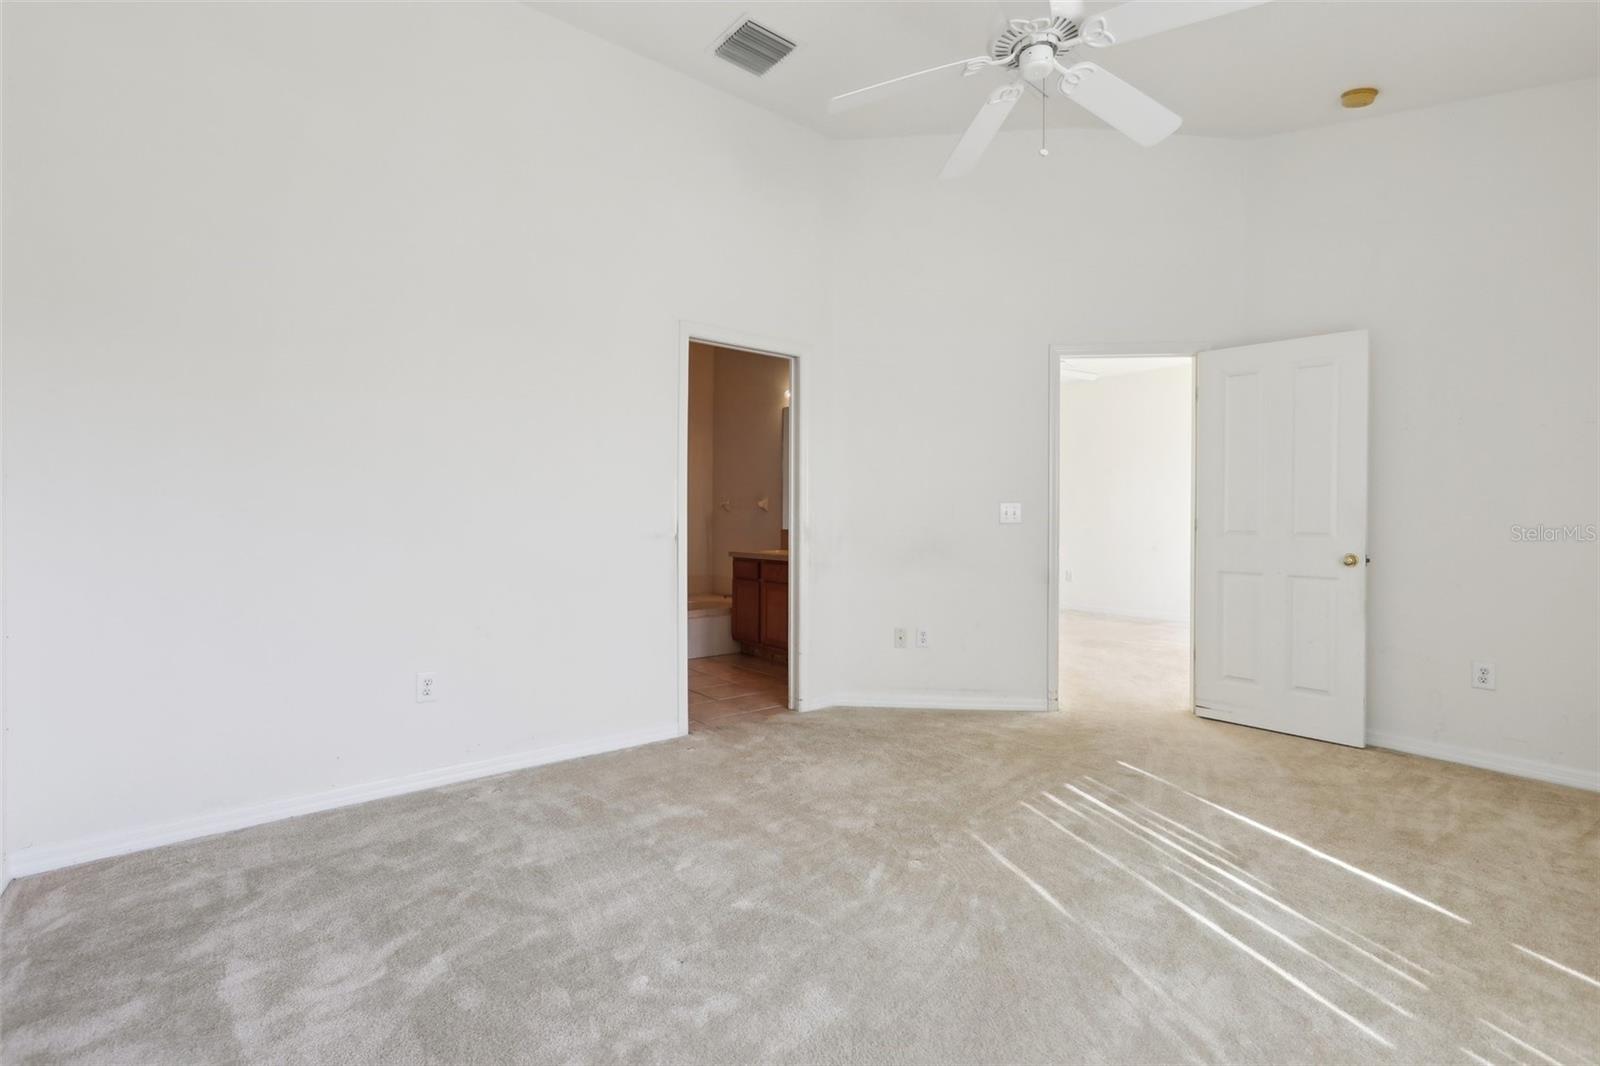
<box><xmin>687</xmin><ymin>594</ymin><xmax>739</xmax><ymax>659</ymax></box>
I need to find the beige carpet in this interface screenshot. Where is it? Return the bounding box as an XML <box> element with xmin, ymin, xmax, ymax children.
<box><xmin>3</xmin><ymin>612</ymin><xmax>1596</xmax><ymax>1064</ymax></box>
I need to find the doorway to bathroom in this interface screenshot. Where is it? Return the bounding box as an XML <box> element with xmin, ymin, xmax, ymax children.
<box><xmin>680</xmin><ymin>330</ymin><xmax>799</xmax><ymax>733</ymax></box>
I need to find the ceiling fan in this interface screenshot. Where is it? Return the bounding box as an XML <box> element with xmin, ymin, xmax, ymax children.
<box><xmin>828</xmin><ymin>1</ymin><xmax>1269</xmax><ymax>177</ymax></box>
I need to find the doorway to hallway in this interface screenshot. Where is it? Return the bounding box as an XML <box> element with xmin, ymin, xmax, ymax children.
<box><xmin>1052</xmin><ymin>354</ymin><xmax>1195</xmax><ymax>715</ymax></box>
<box><xmin>1047</xmin><ymin>332</ymin><xmax>1370</xmax><ymax>746</ymax></box>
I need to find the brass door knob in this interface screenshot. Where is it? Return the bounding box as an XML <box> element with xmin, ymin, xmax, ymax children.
<box><xmin>1342</xmin><ymin>553</ymin><xmax>1360</xmax><ymax>567</ymax></box>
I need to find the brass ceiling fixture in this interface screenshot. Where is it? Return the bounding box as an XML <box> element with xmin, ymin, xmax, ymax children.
<box><xmin>1341</xmin><ymin>87</ymin><xmax>1380</xmax><ymax>109</ymax></box>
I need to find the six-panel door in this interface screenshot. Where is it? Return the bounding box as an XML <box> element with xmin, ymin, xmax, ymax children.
<box><xmin>1194</xmin><ymin>331</ymin><xmax>1369</xmax><ymax>747</ymax></box>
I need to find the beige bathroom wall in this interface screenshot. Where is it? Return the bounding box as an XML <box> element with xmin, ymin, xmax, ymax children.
<box><xmin>686</xmin><ymin>343</ymin><xmax>717</xmax><ymax>596</ymax></box>
<box><xmin>708</xmin><ymin>347</ymin><xmax>789</xmax><ymax>595</ymax></box>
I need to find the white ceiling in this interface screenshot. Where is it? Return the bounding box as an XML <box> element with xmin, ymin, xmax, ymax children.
<box><xmin>533</xmin><ymin>1</ymin><xmax>1599</xmax><ymax>140</ymax></box>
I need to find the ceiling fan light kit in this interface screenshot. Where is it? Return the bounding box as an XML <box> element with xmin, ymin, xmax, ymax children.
<box><xmin>828</xmin><ymin>0</ymin><xmax>1272</xmax><ymax>178</ymax></box>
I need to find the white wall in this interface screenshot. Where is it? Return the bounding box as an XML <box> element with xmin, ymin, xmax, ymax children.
<box><xmin>0</xmin><ymin>0</ymin><xmax>6</xmax><ymax>894</ymax></box>
<box><xmin>1240</xmin><ymin>79</ymin><xmax>1599</xmax><ymax>786</ymax></box>
<box><xmin>3</xmin><ymin>2</ymin><xmax>1594</xmax><ymax>874</ymax></box>
<box><xmin>1060</xmin><ymin>364</ymin><xmax>1194</xmax><ymax>623</ymax></box>
<box><xmin>1</xmin><ymin>2</ymin><xmax>826</xmax><ymax>869</ymax></box>
<box><xmin>817</xmin><ymin>130</ymin><xmax>1250</xmax><ymax>709</ymax></box>
<box><xmin>821</xmin><ymin>78</ymin><xmax>1596</xmax><ymax>784</ymax></box>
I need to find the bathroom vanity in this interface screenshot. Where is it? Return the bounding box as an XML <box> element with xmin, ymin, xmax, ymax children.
<box><xmin>729</xmin><ymin>549</ymin><xmax>787</xmax><ymax>661</ymax></box>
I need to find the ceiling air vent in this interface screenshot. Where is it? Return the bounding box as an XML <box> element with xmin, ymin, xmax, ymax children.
<box><xmin>713</xmin><ymin>18</ymin><xmax>796</xmax><ymax>77</ymax></box>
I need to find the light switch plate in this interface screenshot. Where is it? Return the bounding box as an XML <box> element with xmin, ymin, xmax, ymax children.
<box><xmin>1000</xmin><ymin>502</ymin><xmax>1023</xmax><ymax>524</ymax></box>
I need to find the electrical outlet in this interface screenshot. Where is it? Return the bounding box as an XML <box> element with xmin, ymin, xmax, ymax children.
<box><xmin>1471</xmin><ymin>662</ymin><xmax>1496</xmax><ymax>691</ymax></box>
<box><xmin>416</xmin><ymin>671</ymin><xmax>438</xmax><ymax>702</ymax></box>
<box><xmin>916</xmin><ymin>627</ymin><xmax>930</xmax><ymax>649</ymax></box>
<box><xmin>893</xmin><ymin>627</ymin><xmax>908</xmax><ymax>649</ymax></box>
<box><xmin>999</xmin><ymin>502</ymin><xmax>1023</xmax><ymax>524</ymax></box>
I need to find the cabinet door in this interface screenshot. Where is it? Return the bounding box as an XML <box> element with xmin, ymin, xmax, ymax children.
<box><xmin>732</xmin><ymin>578</ymin><xmax>761</xmax><ymax>644</ymax></box>
<box><xmin>760</xmin><ymin>573</ymin><xmax>788</xmax><ymax>650</ymax></box>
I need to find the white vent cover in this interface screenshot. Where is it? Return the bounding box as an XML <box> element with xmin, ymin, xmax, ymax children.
<box><xmin>714</xmin><ymin>18</ymin><xmax>796</xmax><ymax>76</ymax></box>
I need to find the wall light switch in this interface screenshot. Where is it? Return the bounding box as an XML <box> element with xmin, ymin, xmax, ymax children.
<box><xmin>1000</xmin><ymin>502</ymin><xmax>1023</xmax><ymax>524</ymax></box>
<box><xmin>893</xmin><ymin>627</ymin><xmax>908</xmax><ymax>649</ymax></box>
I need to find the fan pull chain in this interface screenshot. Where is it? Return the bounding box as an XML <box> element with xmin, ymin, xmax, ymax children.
<box><xmin>1040</xmin><ymin>79</ymin><xmax>1050</xmax><ymax>157</ymax></box>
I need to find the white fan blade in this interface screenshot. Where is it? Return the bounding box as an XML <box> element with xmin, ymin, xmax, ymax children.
<box><xmin>830</xmin><ymin>56</ymin><xmax>993</xmax><ymax>113</ymax></box>
<box><xmin>1057</xmin><ymin>62</ymin><xmax>1181</xmax><ymax>146</ymax></box>
<box><xmin>1080</xmin><ymin>0</ymin><xmax>1269</xmax><ymax>47</ymax></box>
<box><xmin>941</xmin><ymin>82</ymin><xmax>1024</xmax><ymax>179</ymax></box>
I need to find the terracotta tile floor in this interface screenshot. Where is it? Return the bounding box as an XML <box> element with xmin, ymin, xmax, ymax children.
<box><xmin>687</xmin><ymin>653</ymin><xmax>789</xmax><ymax>731</ymax></box>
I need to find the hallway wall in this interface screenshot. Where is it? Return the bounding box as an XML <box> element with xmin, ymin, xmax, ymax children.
<box><xmin>1060</xmin><ymin>362</ymin><xmax>1194</xmax><ymax>623</ymax></box>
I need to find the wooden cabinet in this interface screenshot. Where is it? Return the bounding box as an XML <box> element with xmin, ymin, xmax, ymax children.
<box><xmin>760</xmin><ymin>563</ymin><xmax>788</xmax><ymax>649</ymax></box>
<box><xmin>731</xmin><ymin>560</ymin><xmax>761</xmax><ymax>645</ymax></box>
<box><xmin>730</xmin><ymin>555</ymin><xmax>787</xmax><ymax>660</ymax></box>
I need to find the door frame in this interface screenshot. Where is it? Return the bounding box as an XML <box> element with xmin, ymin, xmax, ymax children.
<box><xmin>1045</xmin><ymin>342</ymin><xmax>1207</xmax><ymax>712</ymax></box>
<box><xmin>678</xmin><ymin>321</ymin><xmax>808</xmax><ymax>737</ymax></box>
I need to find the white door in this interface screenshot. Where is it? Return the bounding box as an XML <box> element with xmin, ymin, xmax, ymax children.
<box><xmin>1194</xmin><ymin>331</ymin><xmax>1369</xmax><ymax>746</ymax></box>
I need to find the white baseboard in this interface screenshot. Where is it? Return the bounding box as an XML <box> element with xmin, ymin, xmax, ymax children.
<box><xmin>1368</xmin><ymin>730</ymin><xmax>1599</xmax><ymax>792</ymax></box>
<box><xmin>819</xmin><ymin>692</ymin><xmax>1051</xmax><ymax>713</ymax></box>
<box><xmin>5</xmin><ymin>723</ymin><xmax>683</xmax><ymax>879</ymax></box>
